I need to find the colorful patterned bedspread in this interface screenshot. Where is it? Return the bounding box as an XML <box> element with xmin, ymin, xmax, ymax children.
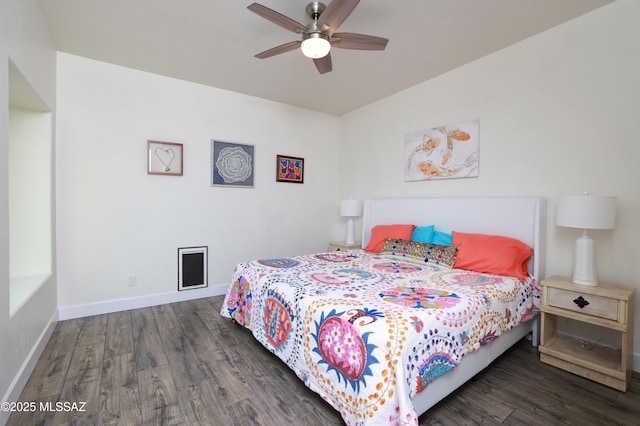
<box><xmin>220</xmin><ymin>251</ymin><xmax>540</xmax><ymax>425</ymax></box>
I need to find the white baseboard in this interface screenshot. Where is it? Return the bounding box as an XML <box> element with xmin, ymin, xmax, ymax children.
<box><xmin>0</xmin><ymin>310</ymin><xmax>58</xmax><ymax>425</ymax></box>
<box><xmin>58</xmin><ymin>283</ymin><xmax>229</xmax><ymax>320</ymax></box>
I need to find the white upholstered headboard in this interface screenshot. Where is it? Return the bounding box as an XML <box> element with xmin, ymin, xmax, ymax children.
<box><xmin>361</xmin><ymin>197</ymin><xmax>546</xmax><ymax>281</ymax></box>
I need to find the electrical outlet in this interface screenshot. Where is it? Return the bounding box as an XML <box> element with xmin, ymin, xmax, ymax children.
<box><xmin>128</xmin><ymin>274</ymin><xmax>137</xmax><ymax>287</ymax></box>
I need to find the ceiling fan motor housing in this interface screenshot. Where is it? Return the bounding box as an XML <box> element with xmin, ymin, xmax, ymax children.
<box><xmin>306</xmin><ymin>2</ymin><xmax>327</xmax><ymax>21</ymax></box>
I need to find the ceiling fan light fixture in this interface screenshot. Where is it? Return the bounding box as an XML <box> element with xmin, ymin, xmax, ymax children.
<box><xmin>248</xmin><ymin>1</ymin><xmax>388</xmax><ymax>74</ymax></box>
<box><xmin>301</xmin><ymin>33</ymin><xmax>330</xmax><ymax>58</ymax></box>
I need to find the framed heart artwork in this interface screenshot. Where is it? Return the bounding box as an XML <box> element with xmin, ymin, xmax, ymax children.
<box><xmin>147</xmin><ymin>140</ymin><xmax>183</xmax><ymax>176</ymax></box>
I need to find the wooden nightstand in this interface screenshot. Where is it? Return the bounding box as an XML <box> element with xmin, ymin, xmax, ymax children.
<box><xmin>328</xmin><ymin>241</ymin><xmax>361</xmax><ymax>252</ymax></box>
<box><xmin>538</xmin><ymin>275</ymin><xmax>635</xmax><ymax>391</ymax></box>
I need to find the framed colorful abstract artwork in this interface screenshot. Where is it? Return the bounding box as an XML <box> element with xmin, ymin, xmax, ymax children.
<box><xmin>212</xmin><ymin>140</ymin><xmax>254</xmax><ymax>187</ymax></box>
<box><xmin>147</xmin><ymin>140</ymin><xmax>183</xmax><ymax>176</ymax></box>
<box><xmin>404</xmin><ymin>119</ymin><xmax>479</xmax><ymax>181</ymax></box>
<box><xmin>276</xmin><ymin>155</ymin><xmax>304</xmax><ymax>184</ymax></box>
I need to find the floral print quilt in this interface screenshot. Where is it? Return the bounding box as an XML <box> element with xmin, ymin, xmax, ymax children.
<box><xmin>220</xmin><ymin>250</ymin><xmax>540</xmax><ymax>425</ymax></box>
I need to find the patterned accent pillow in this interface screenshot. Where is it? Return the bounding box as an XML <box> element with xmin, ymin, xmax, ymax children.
<box><xmin>380</xmin><ymin>238</ymin><xmax>458</xmax><ymax>269</ymax></box>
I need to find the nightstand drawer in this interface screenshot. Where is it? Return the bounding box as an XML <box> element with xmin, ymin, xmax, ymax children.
<box><xmin>547</xmin><ymin>287</ymin><xmax>618</xmax><ymax>321</ymax></box>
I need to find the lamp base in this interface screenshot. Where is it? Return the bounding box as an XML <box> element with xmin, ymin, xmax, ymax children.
<box><xmin>345</xmin><ymin>218</ymin><xmax>355</xmax><ymax>245</ymax></box>
<box><xmin>572</xmin><ymin>231</ymin><xmax>598</xmax><ymax>286</ymax></box>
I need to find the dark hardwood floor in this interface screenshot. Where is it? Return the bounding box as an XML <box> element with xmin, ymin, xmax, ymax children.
<box><xmin>7</xmin><ymin>295</ymin><xmax>639</xmax><ymax>425</ymax></box>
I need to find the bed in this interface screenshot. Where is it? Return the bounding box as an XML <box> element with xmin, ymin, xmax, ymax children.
<box><xmin>220</xmin><ymin>196</ymin><xmax>545</xmax><ymax>424</ymax></box>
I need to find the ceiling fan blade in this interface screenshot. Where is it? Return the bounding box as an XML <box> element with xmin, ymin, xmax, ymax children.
<box><xmin>317</xmin><ymin>0</ymin><xmax>360</xmax><ymax>33</ymax></box>
<box><xmin>247</xmin><ymin>3</ymin><xmax>307</xmax><ymax>34</ymax></box>
<box><xmin>255</xmin><ymin>41</ymin><xmax>301</xmax><ymax>59</ymax></box>
<box><xmin>313</xmin><ymin>53</ymin><xmax>332</xmax><ymax>74</ymax></box>
<box><xmin>331</xmin><ymin>32</ymin><xmax>388</xmax><ymax>50</ymax></box>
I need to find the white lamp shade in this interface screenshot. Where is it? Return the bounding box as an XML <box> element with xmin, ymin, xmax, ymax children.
<box><xmin>340</xmin><ymin>199</ymin><xmax>362</xmax><ymax>217</ymax></box>
<box><xmin>556</xmin><ymin>195</ymin><xmax>616</xmax><ymax>230</ymax></box>
<box><xmin>301</xmin><ymin>35</ymin><xmax>330</xmax><ymax>58</ymax></box>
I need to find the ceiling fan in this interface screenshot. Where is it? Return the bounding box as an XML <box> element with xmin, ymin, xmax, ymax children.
<box><xmin>247</xmin><ymin>0</ymin><xmax>389</xmax><ymax>74</ymax></box>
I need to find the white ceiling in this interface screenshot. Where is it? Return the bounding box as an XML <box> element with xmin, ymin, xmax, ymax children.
<box><xmin>37</xmin><ymin>0</ymin><xmax>612</xmax><ymax>116</ymax></box>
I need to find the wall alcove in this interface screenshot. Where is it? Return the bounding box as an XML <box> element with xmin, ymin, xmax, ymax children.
<box><xmin>8</xmin><ymin>60</ymin><xmax>54</xmax><ymax>316</ymax></box>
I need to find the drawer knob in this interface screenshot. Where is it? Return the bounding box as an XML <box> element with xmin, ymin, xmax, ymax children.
<box><xmin>573</xmin><ymin>296</ymin><xmax>590</xmax><ymax>309</ymax></box>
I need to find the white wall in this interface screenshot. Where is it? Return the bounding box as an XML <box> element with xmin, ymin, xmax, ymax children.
<box><xmin>0</xmin><ymin>0</ymin><xmax>57</xmax><ymax>419</ymax></box>
<box><xmin>340</xmin><ymin>0</ymin><xmax>640</xmax><ymax>358</ymax></box>
<box><xmin>56</xmin><ymin>53</ymin><xmax>341</xmax><ymax>309</ymax></box>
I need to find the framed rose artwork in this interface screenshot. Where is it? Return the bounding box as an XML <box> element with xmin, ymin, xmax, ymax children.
<box><xmin>211</xmin><ymin>140</ymin><xmax>254</xmax><ymax>187</ymax></box>
<box><xmin>276</xmin><ymin>154</ymin><xmax>304</xmax><ymax>184</ymax></box>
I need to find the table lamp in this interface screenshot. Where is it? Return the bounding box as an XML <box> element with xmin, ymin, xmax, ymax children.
<box><xmin>556</xmin><ymin>192</ymin><xmax>616</xmax><ymax>286</ymax></box>
<box><xmin>340</xmin><ymin>199</ymin><xmax>362</xmax><ymax>245</ymax></box>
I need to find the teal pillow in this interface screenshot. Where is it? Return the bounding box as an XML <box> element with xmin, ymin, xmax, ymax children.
<box><xmin>431</xmin><ymin>231</ymin><xmax>453</xmax><ymax>246</ymax></box>
<box><xmin>411</xmin><ymin>225</ymin><xmax>435</xmax><ymax>243</ymax></box>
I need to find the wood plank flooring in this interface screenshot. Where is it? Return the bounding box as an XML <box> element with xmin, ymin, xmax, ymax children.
<box><xmin>7</xmin><ymin>295</ymin><xmax>640</xmax><ymax>425</ymax></box>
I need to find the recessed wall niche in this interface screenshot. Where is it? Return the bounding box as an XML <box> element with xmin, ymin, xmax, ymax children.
<box><xmin>8</xmin><ymin>60</ymin><xmax>53</xmax><ymax>316</ymax></box>
<box><xmin>178</xmin><ymin>246</ymin><xmax>208</xmax><ymax>291</ymax></box>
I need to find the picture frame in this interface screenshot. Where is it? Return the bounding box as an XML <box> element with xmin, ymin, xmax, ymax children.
<box><xmin>148</xmin><ymin>140</ymin><xmax>183</xmax><ymax>176</ymax></box>
<box><xmin>212</xmin><ymin>140</ymin><xmax>255</xmax><ymax>187</ymax></box>
<box><xmin>276</xmin><ymin>154</ymin><xmax>304</xmax><ymax>184</ymax></box>
<box><xmin>178</xmin><ymin>246</ymin><xmax>208</xmax><ymax>291</ymax></box>
<box><xmin>404</xmin><ymin>118</ymin><xmax>479</xmax><ymax>182</ymax></box>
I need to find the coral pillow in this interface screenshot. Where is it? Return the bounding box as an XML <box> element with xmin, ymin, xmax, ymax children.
<box><xmin>452</xmin><ymin>231</ymin><xmax>533</xmax><ymax>280</ymax></box>
<box><xmin>364</xmin><ymin>224</ymin><xmax>416</xmax><ymax>253</ymax></box>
